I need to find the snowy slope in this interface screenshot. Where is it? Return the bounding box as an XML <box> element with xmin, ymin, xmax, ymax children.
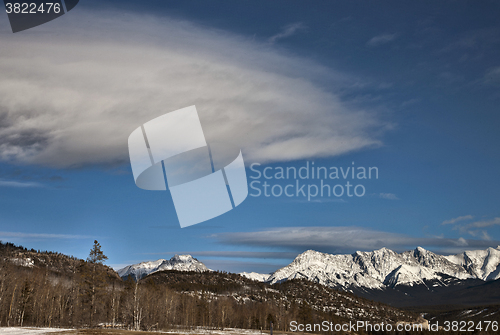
<box><xmin>239</xmin><ymin>272</ymin><xmax>270</xmax><ymax>282</ymax></box>
<box><xmin>402</xmin><ymin>246</ymin><xmax>471</xmax><ymax>279</ymax></box>
<box><xmin>444</xmin><ymin>246</ymin><xmax>500</xmax><ymax>280</ymax></box>
<box><xmin>118</xmin><ymin>254</ymin><xmax>210</xmax><ymax>280</ymax></box>
<box><xmin>268</xmin><ymin>246</ymin><xmax>500</xmax><ymax>290</ymax></box>
<box><xmin>267</xmin><ymin>249</ymin><xmax>387</xmax><ymax>289</ymax></box>
<box><xmin>383</xmin><ymin>264</ymin><xmax>439</xmax><ymax>287</ymax></box>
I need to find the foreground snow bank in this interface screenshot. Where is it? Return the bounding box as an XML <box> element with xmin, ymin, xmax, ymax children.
<box><xmin>0</xmin><ymin>328</ymin><xmax>73</xmax><ymax>335</ymax></box>
<box><xmin>164</xmin><ymin>329</ymin><xmax>262</xmax><ymax>335</ymax></box>
<box><xmin>0</xmin><ymin>327</ymin><xmax>264</xmax><ymax>335</ymax></box>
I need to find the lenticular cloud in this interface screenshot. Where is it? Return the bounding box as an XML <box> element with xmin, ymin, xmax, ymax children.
<box><xmin>0</xmin><ymin>9</ymin><xmax>387</xmax><ymax>168</ymax></box>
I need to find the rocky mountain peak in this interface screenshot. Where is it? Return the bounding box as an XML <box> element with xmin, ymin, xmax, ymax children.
<box><xmin>118</xmin><ymin>254</ymin><xmax>210</xmax><ymax>281</ymax></box>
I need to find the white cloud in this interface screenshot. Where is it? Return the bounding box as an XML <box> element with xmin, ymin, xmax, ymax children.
<box><xmin>367</xmin><ymin>33</ymin><xmax>398</xmax><ymax>47</ymax></box>
<box><xmin>0</xmin><ymin>10</ymin><xmax>388</xmax><ymax>168</ymax></box>
<box><xmin>441</xmin><ymin>215</ymin><xmax>500</xmax><ymax>241</ymax></box>
<box><xmin>212</xmin><ymin>226</ymin><xmax>498</xmax><ymax>254</ymax></box>
<box><xmin>453</xmin><ymin>217</ymin><xmax>500</xmax><ymax>238</ymax></box>
<box><xmin>442</xmin><ymin>215</ymin><xmax>474</xmax><ymax>225</ymax></box>
<box><xmin>466</xmin><ymin>217</ymin><xmax>500</xmax><ymax>229</ymax></box>
<box><xmin>0</xmin><ymin>231</ymin><xmax>89</xmax><ymax>239</ymax></box>
<box><xmin>378</xmin><ymin>193</ymin><xmax>399</xmax><ymax>200</ymax></box>
<box><xmin>481</xmin><ymin>230</ymin><xmax>492</xmax><ymax>241</ymax></box>
<box><xmin>456</xmin><ymin>237</ymin><xmax>468</xmax><ymax>247</ymax></box>
<box><xmin>439</xmin><ymin>28</ymin><xmax>500</xmax><ymax>54</ymax></box>
<box><xmin>400</xmin><ymin>98</ymin><xmax>420</xmax><ymax>108</ymax></box>
<box><xmin>268</xmin><ymin>22</ymin><xmax>306</xmax><ymax>44</ymax></box>
<box><xmin>0</xmin><ymin>179</ymin><xmax>43</xmax><ymax>188</ymax></box>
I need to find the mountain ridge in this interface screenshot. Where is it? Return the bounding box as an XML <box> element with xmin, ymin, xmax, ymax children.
<box><xmin>268</xmin><ymin>246</ymin><xmax>500</xmax><ymax>290</ymax></box>
<box><xmin>118</xmin><ymin>246</ymin><xmax>500</xmax><ymax>290</ymax></box>
<box><xmin>117</xmin><ymin>254</ymin><xmax>210</xmax><ymax>280</ymax></box>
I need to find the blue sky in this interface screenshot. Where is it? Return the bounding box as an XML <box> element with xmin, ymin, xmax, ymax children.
<box><xmin>0</xmin><ymin>0</ymin><xmax>499</xmax><ymax>273</ymax></box>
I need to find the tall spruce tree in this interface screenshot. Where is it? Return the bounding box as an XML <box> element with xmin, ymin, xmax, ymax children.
<box><xmin>81</xmin><ymin>240</ymin><xmax>108</xmax><ymax>327</ymax></box>
<box><xmin>87</xmin><ymin>240</ymin><xmax>108</xmax><ymax>264</ymax></box>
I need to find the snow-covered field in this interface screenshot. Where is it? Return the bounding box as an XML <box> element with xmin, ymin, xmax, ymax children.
<box><xmin>163</xmin><ymin>329</ymin><xmax>263</xmax><ymax>335</ymax></box>
<box><xmin>0</xmin><ymin>328</ymin><xmax>73</xmax><ymax>335</ymax></box>
<box><xmin>0</xmin><ymin>328</ymin><xmax>266</xmax><ymax>335</ymax></box>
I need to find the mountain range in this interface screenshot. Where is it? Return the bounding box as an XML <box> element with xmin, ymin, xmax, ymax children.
<box><xmin>118</xmin><ymin>246</ymin><xmax>500</xmax><ymax>307</ymax></box>
<box><xmin>2</xmin><ymin>241</ymin><xmax>498</xmax><ymax>330</ymax></box>
<box><xmin>120</xmin><ymin>246</ymin><xmax>500</xmax><ymax>287</ymax></box>
<box><xmin>267</xmin><ymin>246</ymin><xmax>500</xmax><ymax>289</ymax></box>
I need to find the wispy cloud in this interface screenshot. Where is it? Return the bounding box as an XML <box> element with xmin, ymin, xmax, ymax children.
<box><xmin>438</xmin><ymin>71</ymin><xmax>465</xmax><ymax>84</ymax></box>
<box><xmin>439</xmin><ymin>28</ymin><xmax>500</xmax><ymax>54</ymax></box>
<box><xmin>0</xmin><ymin>10</ymin><xmax>388</xmax><ymax>168</ymax></box>
<box><xmin>483</xmin><ymin>66</ymin><xmax>500</xmax><ymax>85</ymax></box>
<box><xmin>378</xmin><ymin>193</ymin><xmax>399</xmax><ymax>200</ymax></box>
<box><xmin>0</xmin><ymin>231</ymin><xmax>90</xmax><ymax>239</ymax></box>
<box><xmin>268</xmin><ymin>22</ymin><xmax>306</xmax><ymax>44</ymax></box>
<box><xmin>367</xmin><ymin>33</ymin><xmax>398</xmax><ymax>47</ymax></box>
<box><xmin>0</xmin><ymin>179</ymin><xmax>43</xmax><ymax>188</ymax></box>
<box><xmin>212</xmin><ymin>226</ymin><xmax>499</xmax><ymax>255</ymax></box>
<box><xmin>442</xmin><ymin>215</ymin><xmax>474</xmax><ymax>225</ymax></box>
<box><xmin>481</xmin><ymin>230</ymin><xmax>492</xmax><ymax>241</ymax></box>
<box><xmin>465</xmin><ymin>217</ymin><xmax>500</xmax><ymax>229</ymax></box>
<box><xmin>449</xmin><ymin>217</ymin><xmax>500</xmax><ymax>240</ymax></box>
<box><xmin>400</xmin><ymin>98</ymin><xmax>421</xmax><ymax>108</ymax></box>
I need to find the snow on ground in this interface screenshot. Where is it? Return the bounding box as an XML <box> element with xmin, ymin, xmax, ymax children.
<box><xmin>0</xmin><ymin>328</ymin><xmax>264</xmax><ymax>335</ymax></box>
<box><xmin>0</xmin><ymin>328</ymin><xmax>73</xmax><ymax>335</ymax></box>
<box><xmin>163</xmin><ymin>329</ymin><xmax>262</xmax><ymax>335</ymax></box>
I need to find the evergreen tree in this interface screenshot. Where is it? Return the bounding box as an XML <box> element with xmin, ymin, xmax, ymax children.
<box><xmin>87</xmin><ymin>240</ymin><xmax>108</xmax><ymax>264</ymax></box>
<box><xmin>81</xmin><ymin>240</ymin><xmax>108</xmax><ymax>327</ymax></box>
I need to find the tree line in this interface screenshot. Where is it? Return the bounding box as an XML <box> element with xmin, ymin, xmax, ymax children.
<box><xmin>0</xmin><ymin>251</ymin><xmax>342</xmax><ymax>331</ymax></box>
<box><xmin>2</xmin><ymin>240</ymin><xmax>472</xmax><ymax>335</ymax></box>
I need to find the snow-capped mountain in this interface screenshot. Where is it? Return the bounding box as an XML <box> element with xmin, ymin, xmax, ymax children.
<box><xmin>444</xmin><ymin>247</ymin><xmax>500</xmax><ymax>280</ymax></box>
<box><xmin>118</xmin><ymin>254</ymin><xmax>210</xmax><ymax>280</ymax></box>
<box><xmin>268</xmin><ymin>246</ymin><xmax>500</xmax><ymax>290</ymax></box>
<box><xmin>239</xmin><ymin>272</ymin><xmax>270</xmax><ymax>282</ymax></box>
<box><xmin>401</xmin><ymin>246</ymin><xmax>471</xmax><ymax>280</ymax></box>
<box><xmin>383</xmin><ymin>264</ymin><xmax>438</xmax><ymax>287</ymax></box>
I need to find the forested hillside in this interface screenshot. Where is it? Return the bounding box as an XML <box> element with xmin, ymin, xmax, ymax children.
<box><xmin>0</xmin><ymin>241</ymin><xmax>424</xmax><ymax>333</ymax></box>
<box><xmin>134</xmin><ymin>270</ymin><xmax>420</xmax><ymax>331</ymax></box>
<box><xmin>0</xmin><ymin>241</ymin><xmax>120</xmax><ymax>328</ymax></box>
<box><xmin>6</xmin><ymin>241</ymin><xmax>498</xmax><ymax>334</ymax></box>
